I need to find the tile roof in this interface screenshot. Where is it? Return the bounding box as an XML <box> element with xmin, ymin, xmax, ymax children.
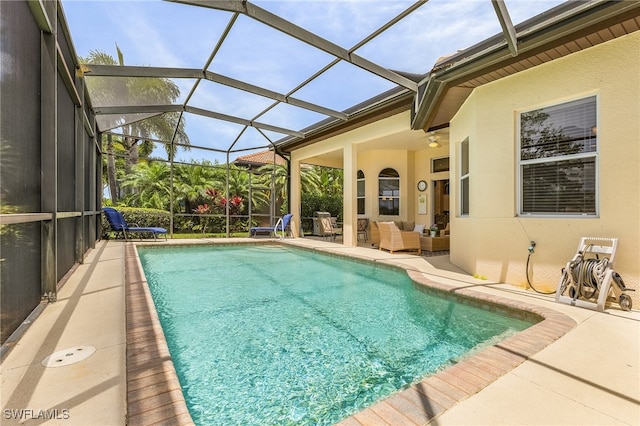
<box><xmin>234</xmin><ymin>150</ymin><xmax>286</xmax><ymax>166</ymax></box>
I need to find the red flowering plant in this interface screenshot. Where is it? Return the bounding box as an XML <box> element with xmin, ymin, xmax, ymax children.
<box><xmin>205</xmin><ymin>188</ymin><xmax>219</xmax><ymax>201</ymax></box>
<box><xmin>193</xmin><ymin>188</ymin><xmax>244</xmax><ymax>234</ymax></box>
<box><xmin>192</xmin><ymin>203</ymin><xmax>212</xmax><ymax>234</ymax></box>
<box><xmin>221</xmin><ymin>195</ymin><xmax>244</xmax><ymax>216</ymax></box>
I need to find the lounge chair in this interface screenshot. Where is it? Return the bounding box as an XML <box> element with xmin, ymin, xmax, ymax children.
<box><xmin>102</xmin><ymin>207</ymin><xmax>167</xmax><ymax>241</ymax></box>
<box><xmin>250</xmin><ymin>213</ymin><xmax>293</xmax><ymax>239</ymax></box>
<box><xmin>319</xmin><ymin>216</ymin><xmax>342</xmax><ymax>241</ymax></box>
<box><xmin>377</xmin><ymin>221</ymin><xmax>421</xmax><ymax>254</ymax></box>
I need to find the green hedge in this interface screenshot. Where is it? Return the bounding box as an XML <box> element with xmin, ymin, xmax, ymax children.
<box><xmin>103</xmin><ymin>199</ymin><xmax>343</xmax><ymax>237</ymax></box>
<box><xmin>101</xmin><ymin>207</ymin><xmax>252</xmax><ymax>237</ymax></box>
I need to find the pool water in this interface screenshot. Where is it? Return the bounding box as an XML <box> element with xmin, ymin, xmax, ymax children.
<box><xmin>138</xmin><ymin>245</ymin><xmax>532</xmax><ymax>425</ymax></box>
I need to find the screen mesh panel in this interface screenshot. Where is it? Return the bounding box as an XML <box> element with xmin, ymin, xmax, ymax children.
<box><xmin>57</xmin><ymin>73</ymin><xmax>76</xmax><ymax>211</ymax></box>
<box><xmin>0</xmin><ymin>1</ymin><xmax>42</xmax><ymax>213</ymax></box>
<box><xmin>0</xmin><ymin>224</ymin><xmax>42</xmax><ymax>343</ymax></box>
<box><xmin>0</xmin><ymin>2</ymin><xmax>46</xmax><ymax>343</ymax></box>
<box><xmin>56</xmin><ymin>217</ymin><xmax>76</xmax><ymax>282</ymax></box>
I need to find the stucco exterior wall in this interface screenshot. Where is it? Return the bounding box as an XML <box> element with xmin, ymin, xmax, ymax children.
<box><xmin>449</xmin><ymin>31</ymin><xmax>640</xmax><ymax>298</ymax></box>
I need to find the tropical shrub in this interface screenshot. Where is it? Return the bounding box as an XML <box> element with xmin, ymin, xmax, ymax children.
<box><xmin>192</xmin><ymin>188</ymin><xmax>246</xmax><ymax>234</ymax></box>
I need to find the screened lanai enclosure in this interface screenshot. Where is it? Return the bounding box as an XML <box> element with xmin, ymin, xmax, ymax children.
<box><xmin>1</xmin><ymin>0</ymin><xmax>580</xmax><ymax>343</ymax></box>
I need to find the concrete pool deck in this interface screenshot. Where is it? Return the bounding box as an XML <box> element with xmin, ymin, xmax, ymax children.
<box><xmin>1</xmin><ymin>238</ymin><xmax>638</xmax><ymax>425</ymax></box>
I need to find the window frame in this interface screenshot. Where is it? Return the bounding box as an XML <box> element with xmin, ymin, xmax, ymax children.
<box><xmin>378</xmin><ymin>168</ymin><xmax>400</xmax><ymax>216</ymax></box>
<box><xmin>459</xmin><ymin>139</ymin><xmax>469</xmax><ymax>216</ymax></box>
<box><xmin>517</xmin><ymin>95</ymin><xmax>599</xmax><ymax>217</ymax></box>
<box><xmin>357</xmin><ymin>170</ymin><xmax>365</xmax><ymax>215</ymax></box>
<box><xmin>431</xmin><ymin>156</ymin><xmax>450</xmax><ymax>173</ymax></box>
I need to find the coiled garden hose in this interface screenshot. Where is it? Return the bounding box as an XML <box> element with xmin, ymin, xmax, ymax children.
<box><xmin>576</xmin><ymin>257</ymin><xmax>609</xmax><ymax>299</ymax></box>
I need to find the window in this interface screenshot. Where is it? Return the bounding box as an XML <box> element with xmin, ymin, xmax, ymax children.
<box><xmin>432</xmin><ymin>156</ymin><xmax>450</xmax><ymax>173</ymax></box>
<box><xmin>519</xmin><ymin>96</ymin><xmax>597</xmax><ymax>215</ymax></box>
<box><xmin>378</xmin><ymin>168</ymin><xmax>399</xmax><ymax>216</ymax></box>
<box><xmin>357</xmin><ymin>170</ymin><xmax>365</xmax><ymax>215</ymax></box>
<box><xmin>460</xmin><ymin>139</ymin><xmax>469</xmax><ymax>216</ymax></box>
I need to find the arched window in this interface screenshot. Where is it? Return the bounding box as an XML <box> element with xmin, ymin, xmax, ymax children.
<box><xmin>378</xmin><ymin>168</ymin><xmax>399</xmax><ymax>216</ymax></box>
<box><xmin>357</xmin><ymin>170</ymin><xmax>365</xmax><ymax>215</ymax></box>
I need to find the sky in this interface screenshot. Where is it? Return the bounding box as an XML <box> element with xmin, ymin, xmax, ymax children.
<box><xmin>61</xmin><ymin>0</ymin><xmax>566</xmax><ymax>163</ymax></box>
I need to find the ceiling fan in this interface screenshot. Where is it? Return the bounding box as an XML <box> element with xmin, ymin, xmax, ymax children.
<box><xmin>427</xmin><ymin>134</ymin><xmax>440</xmax><ymax>148</ymax></box>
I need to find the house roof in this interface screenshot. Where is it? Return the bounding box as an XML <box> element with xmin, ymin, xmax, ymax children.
<box><xmin>234</xmin><ymin>150</ymin><xmax>286</xmax><ymax>167</ymax></box>
<box><xmin>412</xmin><ymin>0</ymin><xmax>640</xmax><ymax>131</ymax></box>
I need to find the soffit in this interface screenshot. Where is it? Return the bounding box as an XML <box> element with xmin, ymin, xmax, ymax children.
<box><xmin>458</xmin><ymin>13</ymin><xmax>640</xmax><ymax>89</ymax></box>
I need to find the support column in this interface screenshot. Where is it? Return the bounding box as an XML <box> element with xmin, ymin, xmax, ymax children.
<box><xmin>40</xmin><ymin>11</ymin><xmax>57</xmax><ymax>300</ymax></box>
<box><xmin>74</xmin><ymin>73</ymin><xmax>85</xmax><ymax>263</ymax></box>
<box><xmin>342</xmin><ymin>144</ymin><xmax>356</xmax><ymax>247</ymax></box>
<box><xmin>289</xmin><ymin>155</ymin><xmax>301</xmax><ymax>237</ymax></box>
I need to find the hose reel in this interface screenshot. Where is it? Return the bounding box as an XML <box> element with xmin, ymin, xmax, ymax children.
<box><xmin>556</xmin><ymin>237</ymin><xmax>634</xmax><ymax>312</ymax></box>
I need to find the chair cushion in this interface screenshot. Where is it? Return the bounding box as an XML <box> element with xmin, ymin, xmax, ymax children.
<box><xmin>403</xmin><ymin>221</ymin><xmax>415</xmax><ymax>231</ymax></box>
<box><xmin>413</xmin><ymin>224</ymin><xmax>425</xmax><ymax>234</ymax></box>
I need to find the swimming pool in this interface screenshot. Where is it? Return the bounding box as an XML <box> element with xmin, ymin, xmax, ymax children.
<box><xmin>138</xmin><ymin>244</ymin><xmax>533</xmax><ymax>425</ymax></box>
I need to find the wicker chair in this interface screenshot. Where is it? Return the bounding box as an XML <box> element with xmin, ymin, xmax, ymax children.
<box><xmin>370</xmin><ymin>220</ymin><xmax>380</xmax><ymax>246</ymax></box>
<box><xmin>319</xmin><ymin>216</ymin><xmax>342</xmax><ymax>241</ymax></box>
<box><xmin>357</xmin><ymin>218</ymin><xmax>369</xmax><ymax>242</ymax></box>
<box><xmin>440</xmin><ymin>222</ymin><xmax>450</xmax><ymax>237</ymax></box>
<box><xmin>377</xmin><ymin>221</ymin><xmax>421</xmax><ymax>254</ymax></box>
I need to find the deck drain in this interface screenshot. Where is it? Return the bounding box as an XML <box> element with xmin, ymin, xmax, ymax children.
<box><xmin>41</xmin><ymin>346</ymin><xmax>96</xmax><ymax>368</ymax></box>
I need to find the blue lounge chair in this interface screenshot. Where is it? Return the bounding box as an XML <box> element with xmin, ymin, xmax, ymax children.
<box><xmin>103</xmin><ymin>207</ymin><xmax>167</xmax><ymax>241</ymax></box>
<box><xmin>250</xmin><ymin>213</ymin><xmax>293</xmax><ymax>239</ymax></box>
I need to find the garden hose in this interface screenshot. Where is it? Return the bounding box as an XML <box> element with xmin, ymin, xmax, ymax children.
<box><xmin>525</xmin><ymin>251</ymin><xmax>556</xmax><ymax>295</ymax></box>
<box><xmin>576</xmin><ymin>257</ymin><xmax>609</xmax><ymax>299</ymax></box>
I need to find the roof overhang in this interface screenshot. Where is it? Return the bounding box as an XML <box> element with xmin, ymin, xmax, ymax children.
<box><xmin>412</xmin><ymin>0</ymin><xmax>640</xmax><ymax>131</ymax></box>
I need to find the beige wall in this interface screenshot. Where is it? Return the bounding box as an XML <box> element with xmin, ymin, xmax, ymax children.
<box><xmin>449</xmin><ymin>31</ymin><xmax>640</xmax><ymax>297</ymax></box>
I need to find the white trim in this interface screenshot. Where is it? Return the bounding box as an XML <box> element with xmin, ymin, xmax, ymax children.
<box><xmin>459</xmin><ymin>138</ymin><xmax>470</xmax><ymax>217</ymax></box>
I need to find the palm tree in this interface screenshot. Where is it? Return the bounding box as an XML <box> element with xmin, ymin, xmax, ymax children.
<box><xmin>103</xmin><ymin>133</ymin><xmax>125</xmax><ymax>203</ymax></box>
<box><xmin>255</xmin><ymin>163</ymin><xmax>325</xmax><ymax>213</ymax></box>
<box><xmin>120</xmin><ymin>161</ymin><xmax>171</xmax><ymax>210</ymax></box>
<box><xmin>81</xmin><ymin>45</ymin><xmax>190</xmax><ymax>203</ymax></box>
<box><xmin>173</xmin><ymin>162</ymin><xmax>220</xmax><ymax>213</ymax></box>
<box><xmin>316</xmin><ymin>166</ymin><xmax>343</xmax><ymax>196</ymax></box>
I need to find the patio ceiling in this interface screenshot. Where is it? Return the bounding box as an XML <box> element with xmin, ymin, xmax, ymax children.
<box><xmin>63</xmin><ymin>0</ymin><xmax>617</xmax><ymax>164</ymax></box>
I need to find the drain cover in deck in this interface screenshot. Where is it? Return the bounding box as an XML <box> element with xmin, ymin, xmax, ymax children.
<box><xmin>41</xmin><ymin>346</ymin><xmax>96</xmax><ymax>368</ymax></box>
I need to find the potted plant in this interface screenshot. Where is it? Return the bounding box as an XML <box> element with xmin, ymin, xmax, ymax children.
<box><xmin>429</xmin><ymin>224</ymin><xmax>439</xmax><ymax>237</ymax></box>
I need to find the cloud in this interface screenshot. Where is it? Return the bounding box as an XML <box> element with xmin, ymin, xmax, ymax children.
<box><xmin>260</xmin><ymin>0</ymin><xmax>415</xmax><ymax>49</ymax></box>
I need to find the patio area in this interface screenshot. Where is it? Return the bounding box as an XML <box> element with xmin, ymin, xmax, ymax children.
<box><xmin>1</xmin><ymin>238</ymin><xmax>638</xmax><ymax>425</ymax></box>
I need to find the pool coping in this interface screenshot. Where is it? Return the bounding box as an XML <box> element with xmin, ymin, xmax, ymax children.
<box><xmin>123</xmin><ymin>240</ymin><xmax>576</xmax><ymax>425</ymax></box>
